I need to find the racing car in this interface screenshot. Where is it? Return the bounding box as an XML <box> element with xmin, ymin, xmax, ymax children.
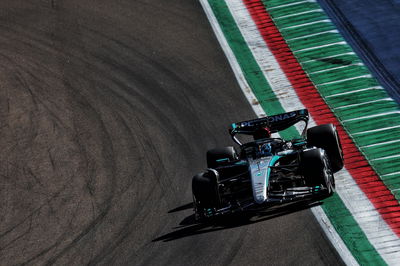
<box><xmin>192</xmin><ymin>109</ymin><xmax>343</xmax><ymax>219</ymax></box>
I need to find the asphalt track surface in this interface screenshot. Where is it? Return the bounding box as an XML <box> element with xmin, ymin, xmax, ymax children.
<box><xmin>0</xmin><ymin>1</ymin><xmax>344</xmax><ymax>265</ymax></box>
<box><xmin>318</xmin><ymin>0</ymin><xmax>400</xmax><ymax>103</ymax></box>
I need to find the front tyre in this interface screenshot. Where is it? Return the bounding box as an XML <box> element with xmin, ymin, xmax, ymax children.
<box><xmin>192</xmin><ymin>170</ymin><xmax>220</xmax><ymax>219</ymax></box>
<box><xmin>301</xmin><ymin>148</ymin><xmax>335</xmax><ymax>196</ymax></box>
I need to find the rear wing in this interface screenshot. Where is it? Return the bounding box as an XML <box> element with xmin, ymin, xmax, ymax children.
<box><xmin>230</xmin><ymin>109</ymin><xmax>309</xmax><ymax>143</ymax></box>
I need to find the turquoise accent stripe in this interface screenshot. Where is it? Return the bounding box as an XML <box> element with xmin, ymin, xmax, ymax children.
<box><xmin>267</xmin><ymin>155</ymin><xmax>280</xmax><ymax>178</ymax></box>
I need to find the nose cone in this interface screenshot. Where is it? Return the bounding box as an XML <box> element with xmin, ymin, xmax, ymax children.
<box><xmin>250</xmin><ymin>158</ymin><xmax>271</xmax><ymax>204</ymax></box>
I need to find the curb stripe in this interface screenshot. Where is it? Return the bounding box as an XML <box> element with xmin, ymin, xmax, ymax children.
<box><xmin>224</xmin><ymin>0</ymin><xmax>316</xmax><ymax>137</ymax></box>
<box><xmin>241</xmin><ymin>0</ymin><xmax>400</xmax><ymax>237</ymax></box>
<box><xmin>267</xmin><ymin>0</ymin><xmax>400</xmax><ymax>184</ymax></box>
<box><xmin>226</xmin><ymin>0</ymin><xmax>394</xmax><ymax>264</ymax></box>
<box><xmin>204</xmin><ymin>0</ymin><xmax>385</xmax><ymax>264</ymax></box>
<box><xmin>201</xmin><ymin>1</ymin><xmax>359</xmax><ymax>264</ymax></box>
<box><xmin>203</xmin><ymin>0</ymin><xmax>400</xmax><ymax>264</ymax></box>
<box><xmin>240</xmin><ymin>0</ymin><xmax>400</xmax><ymax>264</ymax></box>
<box><xmin>204</xmin><ymin>0</ymin><xmax>298</xmax><ymax>141</ymax></box>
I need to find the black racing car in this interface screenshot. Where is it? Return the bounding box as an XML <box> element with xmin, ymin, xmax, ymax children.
<box><xmin>192</xmin><ymin>109</ymin><xmax>344</xmax><ymax>220</ymax></box>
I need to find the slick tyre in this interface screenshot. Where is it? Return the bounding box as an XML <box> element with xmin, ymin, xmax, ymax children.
<box><xmin>207</xmin><ymin>146</ymin><xmax>238</xmax><ymax>168</ymax></box>
<box><xmin>192</xmin><ymin>171</ymin><xmax>220</xmax><ymax>210</ymax></box>
<box><xmin>301</xmin><ymin>148</ymin><xmax>335</xmax><ymax>195</ymax></box>
<box><xmin>307</xmin><ymin>124</ymin><xmax>344</xmax><ymax>172</ymax></box>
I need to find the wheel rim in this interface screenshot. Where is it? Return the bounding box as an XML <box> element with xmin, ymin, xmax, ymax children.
<box><xmin>335</xmin><ymin>130</ymin><xmax>344</xmax><ymax>163</ymax></box>
<box><xmin>323</xmin><ymin>156</ymin><xmax>335</xmax><ymax>195</ymax></box>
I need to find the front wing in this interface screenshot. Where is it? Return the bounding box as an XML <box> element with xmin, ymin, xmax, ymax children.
<box><xmin>197</xmin><ymin>185</ymin><xmax>330</xmax><ymax>218</ymax></box>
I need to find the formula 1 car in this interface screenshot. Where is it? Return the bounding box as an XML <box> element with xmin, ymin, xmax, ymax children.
<box><xmin>192</xmin><ymin>109</ymin><xmax>343</xmax><ymax>219</ymax></box>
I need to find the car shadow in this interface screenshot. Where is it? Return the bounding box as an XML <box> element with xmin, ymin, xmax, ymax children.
<box><xmin>167</xmin><ymin>202</ymin><xmax>194</xmax><ymax>213</ymax></box>
<box><xmin>152</xmin><ymin>200</ymin><xmax>322</xmax><ymax>242</ymax></box>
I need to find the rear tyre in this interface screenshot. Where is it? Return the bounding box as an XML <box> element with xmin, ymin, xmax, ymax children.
<box><xmin>207</xmin><ymin>146</ymin><xmax>238</xmax><ymax>168</ymax></box>
<box><xmin>301</xmin><ymin>148</ymin><xmax>335</xmax><ymax>195</ymax></box>
<box><xmin>307</xmin><ymin>124</ymin><xmax>344</xmax><ymax>173</ymax></box>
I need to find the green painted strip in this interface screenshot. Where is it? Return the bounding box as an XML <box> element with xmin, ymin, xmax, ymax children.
<box><xmin>274</xmin><ymin>11</ymin><xmax>327</xmax><ymax>29</ymax></box>
<box><xmin>392</xmin><ymin>191</ymin><xmax>400</xmax><ymax>202</ymax></box>
<box><xmin>322</xmin><ymin>194</ymin><xmax>387</xmax><ymax>265</ymax></box>
<box><xmin>343</xmin><ymin>113</ymin><xmax>400</xmax><ymax>133</ymax></box>
<box><xmin>309</xmin><ymin>65</ymin><xmax>371</xmax><ymax>84</ymax></box>
<box><xmin>302</xmin><ymin>54</ymin><xmax>362</xmax><ymax>73</ymax></box>
<box><xmin>362</xmin><ymin>143</ymin><xmax>400</xmax><ymax>160</ymax></box>
<box><xmin>287</xmin><ymin>32</ymin><xmax>342</xmax><ymax>51</ymax></box>
<box><xmin>309</xmin><ymin>66</ymin><xmax>369</xmax><ymax>84</ymax></box>
<box><xmin>270</xmin><ymin>2</ymin><xmax>321</xmax><ymax>17</ymax></box>
<box><xmin>356</xmin><ymin>127</ymin><xmax>400</xmax><ymax>146</ymax></box>
<box><xmin>317</xmin><ymin>78</ymin><xmax>380</xmax><ymax>96</ymax></box>
<box><xmin>295</xmin><ymin>44</ymin><xmax>352</xmax><ymax>61</ymax></box>
<box><xmin>325</xmin><ymin>90</ymin><xmax>390</xmax><ymax>108</ymax></box>
<box><xmin>207</xmin><ymin>0</ymin><xmax>298</xmax><ymax>140</ymax></box>
<box><xmin>266</xmin><ymin>0</ymin><xmax>302</xmax><ymax>8</ymax></box>
<box><xmin>263</xmin><ymin>0</ymin><xmax>400</xmax><ymax>204</ymax></box>
<box><xmin>385</xmin><ymin>174</ymin><xmax>400</xmax><ymax>200</ymax></box>
<box><xmin>372</xmin><ymin>158</ymin><xmax>400</xmax><ymax>176</ymax></box>
<box><xmin>281</xmin><ymin>21</ymin><xmax>336</xmax><ymax>39</ymax></box>
<box><xmin>208</xmin><ymin>1</ymin><xmax>385</xmax><ymax>264</ymax></box>
<box><xmin>333</xmin><ymin>100</ymin><xmax>398</xmax><ymax>118</ymax></box>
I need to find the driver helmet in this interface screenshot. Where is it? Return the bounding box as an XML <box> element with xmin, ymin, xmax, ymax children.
<box><xmin>261</xmin><ymin>143</ymin><xmax>272</xmax><ymax>156</ymax></box>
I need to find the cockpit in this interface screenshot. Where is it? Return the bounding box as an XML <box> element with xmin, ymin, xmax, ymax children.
<box><xmin>240</xmin><ymin>138</ymin><xmax>284</xmax><ymax>159</ymax></box>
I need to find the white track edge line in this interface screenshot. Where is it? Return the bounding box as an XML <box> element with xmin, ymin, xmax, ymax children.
<box><xmin>198</xmin><ymin>1</ymin><xmax>358</xmax><ymax>265</ymax></box>
<box><xmin>228</xmin><ymin>1</ymin><xmax>400</xmax><ymax>263</ymax></box>
<box><xmin>311</xmin><ymin>207</ymin><xmax>359</xmax><ymax>266</ymax></box>
<box><xmin>198</xmin><ymin>0</ymin><xmax>265</xmax><ymax>118</ymax></box>
<box><xmin>226</xmin><ymin>0</ymin><xmax>308</xmax><ymax>117</ymax></box>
